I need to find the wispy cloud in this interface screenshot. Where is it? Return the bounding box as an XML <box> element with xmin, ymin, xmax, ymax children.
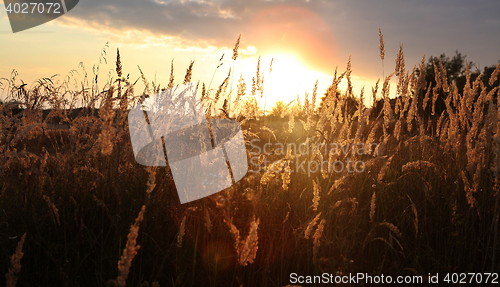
<box><xmin>2</xmin><ymin>0</ymin><xmax>499</xmax><ymax>83</ymax></box>
<box><xmin>62</xmin><ymin>0</ymin><xmax>265</xmax><ymax>46</ymax></box>
<box><xmin>55</xmin><ymin>0</ymin><xmax>500</xmax><ymax>76</ymax></box>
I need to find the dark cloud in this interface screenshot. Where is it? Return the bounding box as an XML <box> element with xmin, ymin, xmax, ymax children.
<box><xmin>68</xmin><ymin>0</ymin><xmax>268</xmax><ymax>46</ymax></box>
<box><xmin>63</xmin><ymin>0</ymin><xmax>500</xmax><ymax>74</ymax></box>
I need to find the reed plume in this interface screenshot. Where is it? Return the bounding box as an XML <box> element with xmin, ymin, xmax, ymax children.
<box><xmin>177</xmin><ymin>215</ymin><xmax>187</xmax><ymax>248</ymax></box>
<box><xmin>168</xmin><ymin>59</ymin><xmax>175</xmax><ymax>89</ymax></box>
<box><xmin>379</xmin><ymin>28</ymin><xmax>385</xmax><ymax>78</ymax></box>
<box><xmin>5</xmin><ymin>233</ymin><xmax>27</xmax><ymax>287</ymax></box>
<box><xmin>117</xmin><ymin>205</ymin><xmax>146</xmax><ymax>287</ymax></box>
<box><xmin>304</xmin><ymin>212</ymin><xmax>322</xmax><ymax>239</ymax></box>
<box><xmin>183</xmin><ymin>61</ymin><xmax>194</xmax><ymax>84</ymax></box>
<box><xmin>370</xmin><ymin>192</ymin><xmax>376</xmax><ymax>222</ymax></box>
<box><xmin>313</xmin><ymin>219</ymin><xmax>326</xmax><ymax>265</ymax></box>
<box><xmin>43</xmin><ymin>195</ymin><xmax>60</xmax><ymax>225</ymax></box>
<box><xmin>312</xmin><ymin>179</ymin><xmax>321</xmax><ymax>211</ymax></box>
<box><xmin>239</xmin><ymin>217</ymin><xmax>260</xmax><ymax>266</ymax></box>
<box><xmin>232</xmin><ymin>34</ymin><xmax>241</xmax><ymax>61</ymax></box>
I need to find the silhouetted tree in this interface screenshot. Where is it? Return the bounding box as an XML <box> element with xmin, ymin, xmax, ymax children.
<box><xmin>415</xmin><ymin>51</ymin><xmax>500</xmax><ymax>121</ymax></box>
<box><xmin>415</xmin><ymin>51</ymin><xmax>477</xmax><ymax>118</ymax></box>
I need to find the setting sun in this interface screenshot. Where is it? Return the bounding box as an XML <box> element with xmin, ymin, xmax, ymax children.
<box><xmin>246</xmin><ymin>53</ymin><xmax>331</xmax><ymax>111</ymax></box>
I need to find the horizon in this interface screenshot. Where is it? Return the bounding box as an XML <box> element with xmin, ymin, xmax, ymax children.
<box><xmin>1</xmin><ymin>0</ymin><xmax>499</xmax><ymax>110</ymax></box>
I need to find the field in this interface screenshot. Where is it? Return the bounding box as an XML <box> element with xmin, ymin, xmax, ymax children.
<box><xmin>1</xmin><ymin>37</ymin><xmax>500</xmax><ymax>286</ymax></box>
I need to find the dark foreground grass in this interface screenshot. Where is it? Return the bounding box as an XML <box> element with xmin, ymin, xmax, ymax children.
<box><xmin>1</xmin><ymin>42</ymin><xmax>500</xmax><ymax>286</ymax></box>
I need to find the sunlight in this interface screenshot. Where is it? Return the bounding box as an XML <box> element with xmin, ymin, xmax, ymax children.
<box><xmin>261</xmin><ymin>53</ymin><xmax>329</xmax><ymax>110</ymax></box>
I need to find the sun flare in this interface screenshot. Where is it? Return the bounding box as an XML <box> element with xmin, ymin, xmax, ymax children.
<box><xmin>257</xmin><ymin>53</ymin><xmax>329</xmax><ymax>110</ymax></box>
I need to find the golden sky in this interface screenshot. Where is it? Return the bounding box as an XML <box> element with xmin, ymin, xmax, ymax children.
<box><xmin>1</xmin><ymin>0</ymin><xmax>499</xmax><ymax>109</ymax></box>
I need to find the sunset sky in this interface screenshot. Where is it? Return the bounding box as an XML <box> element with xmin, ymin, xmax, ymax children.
<box><xmin>1</xmin><ymin>0</ymin><xmax>499</xmax><ymax>109</ymax></box>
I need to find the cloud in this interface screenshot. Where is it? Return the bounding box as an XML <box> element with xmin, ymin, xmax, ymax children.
<box><xmin>55</xmin><ymin>0</ymin><xmax>500</xmax><ymax>76</ymax></box>
<box><xmin>60</xmin><ymin>0</ymin><xmax>341</xmax><ymax>73</ymax></box>
<box><xmin>62</xmin><ymin>0</ymin><xmax>263</xmax><ymax>46</ymax></box>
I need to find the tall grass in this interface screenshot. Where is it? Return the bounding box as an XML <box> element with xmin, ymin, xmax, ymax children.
<box><xmin>1</xmin><ymin>33</ymin><xmax>499</xmax><ymax>286</ymax></box>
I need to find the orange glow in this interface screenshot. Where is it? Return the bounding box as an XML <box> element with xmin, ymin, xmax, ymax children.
<box><xmin>247</xmin><ymin>5</ymin><xmax>337</xmax><ymax>76</ymax></box>
<box><xmin>260</xmin><ymin>53</ymin><xmax>327</xmax><ymax>106</ymax></box>
<box><xmin>201</xmin><ymin>240</ymin><xmax>234</xmax><ymax>272</ymax></box>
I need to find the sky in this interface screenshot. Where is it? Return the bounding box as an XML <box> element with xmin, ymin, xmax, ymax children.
<box><xmin>1</xmin><ymin>0</ymin><xmax>500</xmax><ymax>109</ymax></box>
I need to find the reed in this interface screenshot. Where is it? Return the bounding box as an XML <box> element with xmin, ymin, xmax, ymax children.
<box><xmin>1</xmin><ymin>32</ymin><xmax>499</xmax><ymax>286</ymax></box>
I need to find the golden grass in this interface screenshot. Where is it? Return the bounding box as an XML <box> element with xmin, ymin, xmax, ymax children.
<box><xmin>5</xmin><ymin>233</ymin><xmax>26</xmax><ymax>287</ymax></box>
<box><xmin>1</xmin><ymin>33</ymin><xmax>500</xmax><ymax>286</ymax></box>
<box><xmin>117</xmin><ymin>205</ymin><xmax>146</xmax><ymax>287</ymax></box>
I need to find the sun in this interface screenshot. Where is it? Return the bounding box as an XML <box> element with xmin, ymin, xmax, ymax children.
<box><xmin>260</xmin><ymin>53</ymin><xmax>328</xmax><ymax>110</ymax></box>
<box><xmin>247</xmin><ymin>5</ymin><xmax>338</xmax><ymax>76</ymax></box>
<box><xmin>236</xmin><ymin>52</ymin><xmax>333</xmax><ymax>114</ymax></box>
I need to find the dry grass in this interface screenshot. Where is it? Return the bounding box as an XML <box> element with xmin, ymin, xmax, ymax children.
<box><xmin>117</xmin><ymin>205</ymin><xmax>146</xmax><ymax>287</ymax></box>
<box><xmin>1</xmin><ymin>33</ymin><xmax>499</xmax><ymax>286</ymax></box>
<box><xmin>5</xmin><ymin>233</ymin><xmax>26</xmax><ymax>287</ymax></box>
